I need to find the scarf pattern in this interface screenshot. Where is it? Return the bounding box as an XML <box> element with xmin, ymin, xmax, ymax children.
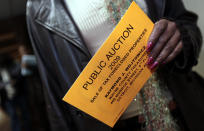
<box><xmin>105</xmin><ymin>0</ymin><xmax>180</xmax><ymax>130</ymax></box>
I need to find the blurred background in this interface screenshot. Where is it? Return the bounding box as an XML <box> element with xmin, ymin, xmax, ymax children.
<box><xmin>0</xmin><ymin>0</ymin><xmax>50</xmax><ymax>131</ymax></box>
<box><xmin>0</xmin><ymin>0</ymin><xmax>203</xmax><ymax>131</ymax></box>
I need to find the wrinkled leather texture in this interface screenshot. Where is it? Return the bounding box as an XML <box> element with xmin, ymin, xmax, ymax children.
<box><xmin>26</xmin><ymin>0</ymin><xmax>202</xmax><ymax>130</ymax></box>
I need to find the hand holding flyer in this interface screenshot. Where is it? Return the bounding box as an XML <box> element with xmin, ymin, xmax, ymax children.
<box><xmin>63</xmin><ymin>1</ymin><xmax>154</xmax><ymax>127</ymax></box>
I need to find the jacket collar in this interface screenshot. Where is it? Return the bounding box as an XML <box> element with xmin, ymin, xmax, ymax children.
<box><xmin>34</xmin><ymin>0</ymin><xmax>91</xmax><ymax>57</ymax></box>
<box><xmin>34</xmin><ymin>0</ymin><xmax>165</xmax><ymax>56</ymax></box>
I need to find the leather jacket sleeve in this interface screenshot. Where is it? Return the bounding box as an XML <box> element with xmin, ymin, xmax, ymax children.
<box><xmin>162</xmin><ymin>1</ymin><xmax>204</xmax><ymax>130</ymax></box>
<box><xmin>164</xmin><ymin>0</ymin><xmax>202</xmax><ymax>72</ymax></box>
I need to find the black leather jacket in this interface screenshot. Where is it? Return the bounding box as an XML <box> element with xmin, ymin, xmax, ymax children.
<box><xmin>26</xmin><ymin>0</ymin><xmax>202</xmax><ymax>131</ymax></box>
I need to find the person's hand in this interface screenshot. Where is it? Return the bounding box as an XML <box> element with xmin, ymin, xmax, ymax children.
<box><xmin>146</xmin><ymin>19</ymin><xmax>183</xmax><ymax>70</ymax></box>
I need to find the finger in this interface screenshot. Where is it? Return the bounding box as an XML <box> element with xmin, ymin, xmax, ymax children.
<box><xmin>163</xmin><ymin>41</ymin><xmax>183</xmax><ymax>64</ymax></box>
<box><xmin>147</xmin><ymin>19</ymin><xmax>168</xmax><ymax>52</ymax></box>
<box><xmin>147</xmin><ymin>22</ymin><xmax>177</xmax><ymax>65</ymax></box>
<box><xmin>154</xmin><ymin>30</ymin><xmax>181</xmax><ymax>64</ymax></box>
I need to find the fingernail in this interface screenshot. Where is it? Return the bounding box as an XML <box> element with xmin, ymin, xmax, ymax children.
<box><xmin>147</xmin><ymin>42</ymin><xmax>153</xmax><ymax>52</ymax></box>
<box><xmin>147</xmin><ymin>57</ymin><xmax>154</xmax><ymax>65</ymax></box>
<box><xmin>150</xmin><ymin>61</ymin><xmax>159</xmax><ymax>70</ymax></box>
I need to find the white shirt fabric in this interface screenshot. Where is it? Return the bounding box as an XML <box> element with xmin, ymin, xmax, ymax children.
<box><xmin>65</xmin><ymin>0</ymin><xmax>114</xmax><ymax>56</ymax></box>
<box><xmin>66</xmin><ymin>0</ymin><xmax>148</xmax><ymax>119</ymax></box>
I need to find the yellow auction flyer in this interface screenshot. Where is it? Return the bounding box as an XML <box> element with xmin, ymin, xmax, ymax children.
<box><xmin>63</xmin><ymin>1</ymin><xmax>154</xmax><ymax>127</ymax></box>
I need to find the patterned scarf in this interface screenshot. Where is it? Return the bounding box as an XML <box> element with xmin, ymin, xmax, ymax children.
<box><xmin>104</xmin><ymin>0</ymin><xmax>179</xmax><ymax>130</ymax></box>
